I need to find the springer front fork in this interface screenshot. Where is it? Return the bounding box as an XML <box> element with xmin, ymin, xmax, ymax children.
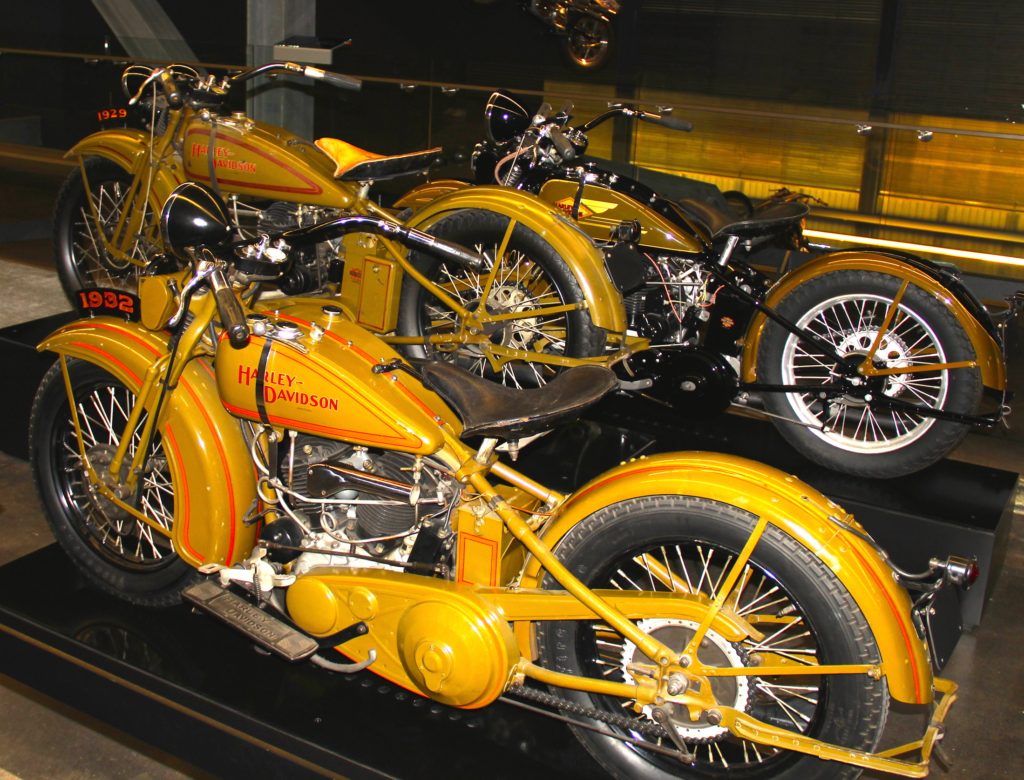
<box><xmin>57</xmin><ymin>297</ymin><xmax>217</xmax><ymax>543</ymax></box>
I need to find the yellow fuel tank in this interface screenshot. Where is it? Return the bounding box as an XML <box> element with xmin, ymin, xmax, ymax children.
<box><xmin>217</xmin><ymin>300</ymin><xmax>456</xmax><ymax>453</ymax></box>
<box><xmin>183</xmin><ymin>115</ymin><xmax>352</xmax><ymax>208</ymax></box>
<box><xmin>538</xmin><ymin>179</ymin><xmax>703</xmax><ymax>253</ymax></box>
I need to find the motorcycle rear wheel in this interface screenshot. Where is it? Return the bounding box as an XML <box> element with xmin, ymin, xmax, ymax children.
<box><xmin>53</xmin><ymin>157</ymin><xmax>160</xmax><ymax>302</ymax></box>
<box><xmin>397</xmin><ymin>208</ymin><xmax>606</xmax><ymax>387</ymax></box>
<box><xmin>757</xmin><ymin>269</ymin><xmax>981</xmax><ymax>478</ymax></box>
<box><xmin>30</xmin><ymin>359</ymin><xmax>193</xmax><ymax>606</ymax></box>
<box><xmin>537</xmin><ymin>495</ymin><xmax>888</xmax><ymax>780</ymax></box>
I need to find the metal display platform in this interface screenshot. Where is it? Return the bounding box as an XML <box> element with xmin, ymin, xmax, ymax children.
<box><xmin>0</xmin><ymin>545</ymin><xmax>603</xmax><ymax>779</ymax></box>
<box><xmin>0</xmin><ymin>313</ymin><xmax>1017</xmax><ymax>777</ymax></box>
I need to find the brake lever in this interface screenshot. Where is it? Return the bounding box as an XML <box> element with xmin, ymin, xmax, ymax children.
<box><xmin>167</xmin><ymin>254</ymin><xmax>217</xmax><ymax>327</ymax></box>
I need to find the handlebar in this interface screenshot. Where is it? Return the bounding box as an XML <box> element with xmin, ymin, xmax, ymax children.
<box><xmin>640</xmin><ymin>112</ymin><xmax>693</xmax><ymax>132</ymax></box>
<box><xmin>277</xmin><ymin>215</ymin><xmax>486</xmax><ymax>271</ymax></box>
<box><xmin>126</xmin><ymin>61</ymin><xmax>361</xmax><ymax>110</ymax></box>
<box><xmin>231</xmin><ymin>61</ymin><xmax>362</xmax><ymax>91</ymax></box>
<box><xmin>579</xmin><ymin>104</ymin><xmax>692</xmax><ymax>134</ymax></box>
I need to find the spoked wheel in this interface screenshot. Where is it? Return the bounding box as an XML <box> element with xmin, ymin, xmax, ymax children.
<box><xmin>564</xmin><ymin>15</ymin><xmax>614</xmax><ymax>70</ymax></box>
<box><xmin>537</xmin><ymin>496</ymin><xmax>888</xmax><ymax>780</ymax></box>
<box><xmin>758</xmin><ymin>270</ymin><xmax>982</xmax><ymax>478</ymax></box>
<box><xmin>53</xmin><ymin>156</ymin><xmax>161</xmax><ymax>301</ymax></box>
<box><xmin>397</xmin><ymin>208</ymin><xmax>605</xmax><ymax>387</ymax></box>
<box><xmin>29</xmin><ymin>359</ymin><xmax>193</xmax><ymax>606</ymax></box>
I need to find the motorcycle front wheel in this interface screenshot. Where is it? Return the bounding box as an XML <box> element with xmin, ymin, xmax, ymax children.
<box><xmin>757</xmin><ymin>269</ymin><xmax>982</xmax><ymax>478</ymax></box>
<box><xmin>53</xmin><ymin>156</ymin><xmax>160</xmax><ymax>301</ymax></box>
<box><xmin>537</xmin><ymin>495</ymin><xmax>888</xmax><ymax>780</ymax></box>
<box><xmin>30</xmin><ymin>359</ymin><xmax>193</xmax><ymax>606</ymax></box>
<box><xmin>397</xmin><ymin>208</ymin><xmax>606</xmax><ymax>387</ymax></box>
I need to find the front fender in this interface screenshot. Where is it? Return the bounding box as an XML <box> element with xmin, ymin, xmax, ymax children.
<box><xmin>520</xmin><ymin>452</ymin><xmax>933</xmax><ymax>705</ymax></box>
<box><xmin>67</xmin><ymin>128</ymin><xmax>185</xmax><ymax>214</ymax></box>
<box><xmin>37</xmin><ymin>317</ymin><xmax>258</xmax><ymax>568</ymax></box>
<box><xmin>400</xmin><ymin>183</ymin><xmax>627</xmax><ymax>333</ymax></box>
<box><xmin>740</xmin><ymin>250</ymin><xmax>1006</xmax><ymax>389</ymax></box>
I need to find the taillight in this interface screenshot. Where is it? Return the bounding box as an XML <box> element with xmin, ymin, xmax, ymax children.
<box><xmin>929</xmin><ymin>555</ymin><xmax>980</xmax><ymax>589</ymax></box>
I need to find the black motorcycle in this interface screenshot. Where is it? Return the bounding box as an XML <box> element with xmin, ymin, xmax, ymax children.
<box><xmin>399</xmin><ymin>93</ymin><xmax>1014</xmax><ymax>478</ymax></box>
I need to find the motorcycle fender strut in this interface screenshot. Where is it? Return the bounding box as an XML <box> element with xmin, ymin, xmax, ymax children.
<box><xmin>66</xmin><ymin>128</ymin><xmax>185</xmax><ymax>214</ymax></box>
<box><xmin>399</xmin><ymin>183</ymin><xmax>628</xmax><ymax>333</ymax></box>
<box><xmin>518</xmin><ymin>451</ymin><xmax>933</xmax><ymax>706</ymax></box>
<box><xmin>37</xmin><ymin>317</ymin><xmax>258</xmax><ymax>568</ymax></box>
<box><xmin>740</xmin><ymin>251</ymin><xmax>1006</xmax><ymax>390</ymax></box>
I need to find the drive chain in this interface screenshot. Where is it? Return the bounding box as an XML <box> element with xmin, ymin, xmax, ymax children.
<box><xmin>505</xmin><ymin>684</ymin><xmax>670</xmax><ymax>740</ymax></box>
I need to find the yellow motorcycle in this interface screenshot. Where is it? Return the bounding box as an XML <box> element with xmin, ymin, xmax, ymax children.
<box><xmin>31</xmin><ymin>181</ymin><xmax>972</xmax><ymax>779</ymax></box>
<box><xmin>53</xmin><ymin>62</ymin><xmax>624</xmax><ymax>384</ymax></box>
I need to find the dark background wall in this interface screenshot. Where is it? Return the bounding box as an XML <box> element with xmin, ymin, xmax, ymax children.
<box><xmin>3</xmin><ymin>1</ymin><xmax>1024</xmax><ymax>151</ymax></box>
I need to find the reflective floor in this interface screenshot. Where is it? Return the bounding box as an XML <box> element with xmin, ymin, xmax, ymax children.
<box><xmin>0</xmin><ymin>160</ymin><xmax>1021</xmax><ymax>780</ymax></box>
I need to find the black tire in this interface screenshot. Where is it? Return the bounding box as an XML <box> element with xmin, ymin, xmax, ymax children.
<box><xmin>757</xmin><ymin>269</ymin><xmax>982</xmax><ymax>478</ymax></box>
<box><xmin>537</xmin><ymin>495</ymin><xmax>888</xmax><ymax>780</ymax></box>
<box><xmin>397</xmin><ymin>208</ymin><xmax>606</xmax><ymax>387</ymax></box>
<box><xmin>53</xmin><ymin>156</ymin><xmax>160</xmax><ymax>301</ymax></box>
<box><xmin>29</xmin><ymin>359</ymin><xmax>194</xmax><ymax>606</ymax></box>
<box><xmin>564</xmin><ymin>15</ymin><xmax>614</xmax><ymax>70</ymax></box>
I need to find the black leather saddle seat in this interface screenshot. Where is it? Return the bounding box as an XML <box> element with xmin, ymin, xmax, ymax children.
<box><xmin>675</xmin><ymin>197</ymin><xmax>809</xmax><ymax>241</ymax></box>
<box><xmin>314</xmin><ymin>137</ymin><xmax>441</xmax><ymax>181</ymax></box>
<box><xmin>417</xmin><ymin>362</ymin><xmax>619</xmax><ymax>440</ymax></box>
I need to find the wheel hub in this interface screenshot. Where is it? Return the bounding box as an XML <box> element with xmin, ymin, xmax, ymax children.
<box><xmin>483</xmin><ymin>284</ymin><xmax>540</xmax><ymax>350</ymax></box>
<box><xmin>621</xmin><ymin>619</ymin><xmax>750</xmax><ymax>743</ymax></box>
<box><xmin>832</xmin><ymin>329</ymin><xmax>913</xmax><ymax>403</ymax></box>
<box><xmin>82</xmin><ymin>444</ymin><xmax>132</xmax><ymax>520</ymax></box>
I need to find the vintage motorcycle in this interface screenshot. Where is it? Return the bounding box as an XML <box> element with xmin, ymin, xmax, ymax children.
<box><xmin>395</xmin><ymin>92</ymin><xmax>1013</xmax><ymax>478</ymax></box>
<box><xmin>475</xmin><ymin>0</ymin><xmax>618</xmax><ymax>69</ymax></box>
<box><xmin>524</xmin><ymin>0</ymin><xmax>620</xmax><ymax>69</ymax></box>
<box><xmin>53</xmin><ymin>62</ymin><xmax>623</xmax><ymax>383</ymax></box>
<box><xmin>29</xmin><ymin>181</ymin><xmax>970</xmax><ymax>779</ymax></box>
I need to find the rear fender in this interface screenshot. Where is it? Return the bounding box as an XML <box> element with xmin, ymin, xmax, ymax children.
<box><xmin>519</xmin><ymin>452</ymin><xmax>933</xmax><ymax>705</ymax></box>
<box><xmin>399</xmin><ymin>184</ymin><xmax>626</xmax><ymax>333</ymax></box>
<box><xmin>740</xmin><ymin>251</ymin><xmax>1005</xmax><ymax>389</ymax></box>
<box><xmin>37</xmin><ymin>317</ymin><xmax>258</xmax><ymax>568</ymax></box>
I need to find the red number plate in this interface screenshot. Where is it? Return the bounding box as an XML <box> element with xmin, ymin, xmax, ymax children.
<box><xmin>96</xmin><ymin>107</ymin><xmax>128</xmax><ymax>124</ymax></box>
<box><xmin>75</xmin><ymin>288</ymin><xmax>140</xmax><ymax>321</ymax></box>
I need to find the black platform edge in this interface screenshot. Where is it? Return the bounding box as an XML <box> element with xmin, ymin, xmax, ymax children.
<box><xmin>0</xmin><ymin>607</ymin><xmax>385</xmax><ymax>780</ymax></box>
<box><xmin>0</xmin><ymin>546</ymin><xmax>603</xmax><ymax>780</ymax></box>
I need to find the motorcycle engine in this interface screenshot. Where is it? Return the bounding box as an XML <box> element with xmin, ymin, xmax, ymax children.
<box><xmin>624</xmin><ymin>255</ymin><xmax>712</xmax><ymax>344</ymax></box>
<box><xmin>257</xmin><ymin>202</ymin><xmax>343</xmax><ymax>295</ymax></box>
<box><xmin>262</xmin><ymin>435</ymin><xmax>454</xmax><ymax>576</ymax></box>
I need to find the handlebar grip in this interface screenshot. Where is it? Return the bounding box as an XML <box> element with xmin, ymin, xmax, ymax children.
<box><xmin>157</xmin><ymin>69</ymin><xmax>184</xmax><ymax>109</ymax></box>
<box><xmin>548</xmin><ymin>127</ymin><xmax>577</xmax><ymax>161</ymax></box>
<box><xmin>304</xmin><ymin>66</ymin><xmax>362</xmax><ymax>91</ymax></box>
<box><xmin>640</xmin><ymin>112</ymin><xmax>693</xmax><ymax>133</ymax></box>
<box><xmin>209</xmin><ymin>269</ymin><xmax>249</xmax><ymax>348</ymax></box>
